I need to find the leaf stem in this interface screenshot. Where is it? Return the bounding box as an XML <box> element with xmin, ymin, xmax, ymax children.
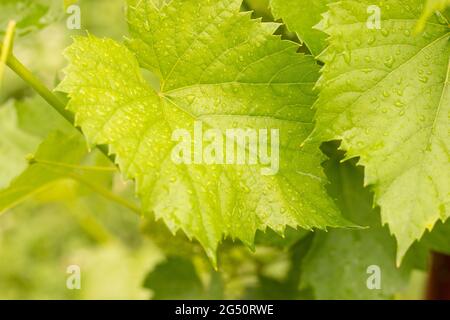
<box><xmin>6</xmin><ymin>53</ymin><xmax>74</xmax><ymax>122</ymax></box>
<box><xmin>67</xmin><ymin>172</ymin><xmax>142</xmax><ymax>216</ymax></box>
<box><xmin>0</xmin><ymin>20</ymin><xmax>16</xmax><ymax>90</ymax></box>
<box><xmin>0</xmin><ymin>44</ymin><xmax>137</xmax><ymax>214</ymax></box>
<box><xmin>30</xmin><ymin>157</ymin><xmax>117</xmax><ymax>172</ymax></box>
<box><xmin>65</xmin><ymin>200</ymin><xmax>115</xmax><ymax>244</ymax></box>
<box><xmin>1</xmin><ymin>47</ymin><xmax>113</xmax><ymax>160</ymax></box>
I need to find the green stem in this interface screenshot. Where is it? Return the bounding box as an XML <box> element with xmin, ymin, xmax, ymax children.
<box><xmin>0</xmin><ymin>20</ymin><xmax>16</xmax><ymax>89</ymax></box>
<box><xmin>0</xmin><ymin>45</ymin><xmax>137</xmax><ymax>214</ymax></box>
<box><xmin>65</xmin><ymin>200</ymin><xmax>115</xmax><ymax>244</ymax></box>
<box><xmin>6</xmin><ymin>53</ymin><xmax>74</xmax><ymax>123</ymax></box>
<box><xmin>30</xmin><ymin>157</ymin><xmax>117</xmax><ymax>172</ymax></box>
<box><xmin>2</xmin><ymin>48</ymin><xmax>113</xmax><ymax>161</ymax></box>
<box><xmin>67</xmin><ymin>172</ymin><xmax>142</xmax><ymax>216</ymax></box>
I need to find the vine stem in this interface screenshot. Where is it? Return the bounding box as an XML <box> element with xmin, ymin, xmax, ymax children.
<box><xmin>0</xmin><ymin>44</ymin><xmax>140</xmax><ymax>214</ymax></box>
<box><xmin>67</xmin><ymin>172</ymin><xmax>142</xmax><ymax>215</ymax></box>
<box><xmin>0</xmin><ymin>21</ymin><xmax>16</xmax><ymax>89</ymax></box>
<box><xmin>30</xmin><ymin>157</ymin><xmax>117</xmax><ymax>172</ymax></box>
<box><xmin>6</xmin><ymin>53</ymin><xmax>74</xmax><ymax>122</ymax></box>
<box><xmin>1</xmin><ymin>46</ymin><xmax>114</xmax><ymax>162</ymax></box>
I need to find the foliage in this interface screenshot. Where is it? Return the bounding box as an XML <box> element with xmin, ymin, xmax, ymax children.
<box><xmin>0</xmin><ymin>0</ymin><xmax>449</xmax><ymax>300</ymax></box>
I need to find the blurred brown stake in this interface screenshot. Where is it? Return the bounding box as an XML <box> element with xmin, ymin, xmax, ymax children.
<box><xmin>427</xmin><ymin>252</ymin><xmax>450</xmax><ymax>300</ymax></box>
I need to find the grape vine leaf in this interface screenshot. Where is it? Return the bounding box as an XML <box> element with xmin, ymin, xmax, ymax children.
<box><xmin>57</xmin><ymin>0</ymin><xmax>353</xmax><ymax>264</ymax></box>
<box><xmin>300</xmin><ymin>143</ymin><xmax>420</xmax><ymax>299</ymax></box>
<box><xmin>311</xmin><ymin>0</ymin><xmax>450</xmax><ymax>262</ymax></box>
<box><xmin>0</xmin><ymin>101</ymin><xmax>40</xmax><ymax>189</ymax></box>
<box><xmin>270</xmin><ymin>0</ymin><xmax>332</xmax><ymax>56</ymax></box>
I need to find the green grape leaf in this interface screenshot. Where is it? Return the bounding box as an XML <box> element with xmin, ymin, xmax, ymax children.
<box><xmin>0</xmin><ymin>0</ymin><xmax>63</xmax><ymax>36</ymax></box>
<box><xmin>57</xmin><ymin>0</ymin><xmax>353</xmax><ymax>264</ymax></box>
<box><xmin>311</xmin><ymin>0</ymin><xmax>450</xmax><ymax>262</ymax></box>
<box><xmin>300</xmin><ymin>143</ymin><xmax>418</xmax><ymax>299</ymax></box>
<box><xmin>143</xmin><ymin>256</ymin><xmax>223</xmax><ymax>300</ymax></box>
<box><xmin>0</xmin><ymin>102</ymin><xmax>40</xmax><ymax>189</ymax></box>
<box><xmin>270</xmin><ymin>0</ymin><xmax>332</xmax><ymax>56</ymax></box>
<box><xmin>0</xmin><ymin>131</ymin><xmax>87</xmax><ymax>213</ymax></box>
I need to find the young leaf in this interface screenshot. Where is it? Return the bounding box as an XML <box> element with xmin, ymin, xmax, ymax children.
<box><xmin>57</xmin><ymin>0</ymin><xmax>352</xmax><ymax>264</ymax></box>
<box><xmin>311</xmin><ymin>0</ymin><xmax>450</xmax><ymax>262</ymax></box>
<box><xmin>270</xmin><ymin>0</ymin><xmax>333</xmax><ymax>56</ymax></box>
<box><xmin>0</xmin><ymin>102</ymin><xmax>40</xmax><ymax>189</ymax></box>
<box><xmin>0</xmin><ymin>131</ymin><xmax>87</xmax><ymax>213</ymax></box>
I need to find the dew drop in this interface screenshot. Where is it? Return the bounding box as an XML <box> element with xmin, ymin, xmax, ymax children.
<box><xmin>395</xmin><ymin>100</ymin><xmax>404</xmax><ymax>108</ymax></box>
<box><xmin>384</xmin><ymin>56</ymin><xmax>395</xmax><ymax>68</ymax></box>
<box><xmin>422</xmin><ymin>32</ymin><xmax>432</xmax><ymax>40</ymax></box>
<box><xmin>343</xmin><ymin>49</ymin><xmax>352</xmax><ymax>64</ymax></box>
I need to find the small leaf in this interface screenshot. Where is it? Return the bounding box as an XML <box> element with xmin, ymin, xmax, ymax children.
<box><xmin>0</xmin><ymin>131</ymin><xmax>87</xmax><ymax>213</ymax></box>
<box><xmin>0</xmin><ymin>101</ymin><xmax>40</xmax><ymax>189</ymax></box>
